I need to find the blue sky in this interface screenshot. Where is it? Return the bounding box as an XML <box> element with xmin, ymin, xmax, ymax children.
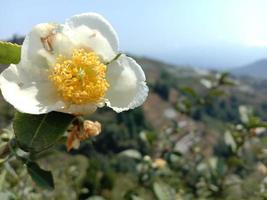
<box><xmin>1</xmin><ymin>0</ymin><xmax>267</xmax><ymax>68</ymax></box>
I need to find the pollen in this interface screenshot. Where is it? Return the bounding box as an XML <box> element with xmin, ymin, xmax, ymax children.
<box><xmin>49</xmin><ymin>49</ymin><xmax>109</xmax><ymax>105</ymax></box>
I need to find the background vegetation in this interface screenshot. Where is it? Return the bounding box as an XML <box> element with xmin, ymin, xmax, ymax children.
<box><xmin>1</xmin><ymin>36</ymin><xmax>267</xmax><ymax>200</ymax></box>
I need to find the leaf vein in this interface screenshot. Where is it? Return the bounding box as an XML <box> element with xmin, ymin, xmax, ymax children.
<box><xmin>29</xmin><ymin>114</ymin><xmax>48</xmax><ymax>147</ymax></box>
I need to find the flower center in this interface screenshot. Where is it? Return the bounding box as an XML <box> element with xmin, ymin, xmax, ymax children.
<box><xmin>49</xmin><ymin>48</ymin><xmax>109</xmax><ymax>105</ymax></box>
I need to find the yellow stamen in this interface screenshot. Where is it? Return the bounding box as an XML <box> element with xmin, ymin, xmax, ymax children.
<box><xmin>49</xmin><ymin>49</ymin><xmax>109</xmax><ymax>104</ymax></box>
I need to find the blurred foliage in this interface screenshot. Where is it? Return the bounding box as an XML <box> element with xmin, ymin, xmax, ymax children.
<box><xmin>2</xmin><ymin>38</ymin><xmax>267</xmax><ymax>199</ymax></box>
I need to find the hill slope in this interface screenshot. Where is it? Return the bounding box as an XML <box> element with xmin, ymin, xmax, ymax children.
<box><xmin>231</xmin><ymin>59</ymin><xmax>267</xmax><ymax>79</ymax></box>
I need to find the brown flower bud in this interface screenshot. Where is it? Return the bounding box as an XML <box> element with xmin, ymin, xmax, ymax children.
<box><xmin>152</xmin><ymin>158</ymin><xmax>167</xmax><ymax>169</ymax></box>
<box><xmin>66</xmin><ymin>120</ymin><xmax>101</xmax><ymax>151</ymax></box>
<box><xmin>79</xmin><ymin>120</ymin><xmax>101</xmax><ymax>140</ymax></box>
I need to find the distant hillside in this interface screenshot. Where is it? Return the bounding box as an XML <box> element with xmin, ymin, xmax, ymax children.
<box><xmin>231</xmin><ymin>59</ymin><xmax>267</xmax><ymax>79</ymax></box>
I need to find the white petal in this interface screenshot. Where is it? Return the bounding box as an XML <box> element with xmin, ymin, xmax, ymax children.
<box><xmin>66</xmin><ymin>13</ymin><xmax>119</xmax><ymax>52</ymax></box>
<box><xmin>21</xmin><ymin>23</ymin><xmax>60</xmax><ymax>68</ymax></box>
<box><xmin>63</xmin><ymin>24</ymin><xmax>116</xmax><ymax>62</ymax></box>
<box><xmin>0</xmin><ymin>64</ymin><xmax>64</xmax><ymax>114</ymax></box>
<box><xmin>60</xmin><ymin>104</ymin><xmax>97</xmax><ymax>115</ymax></box>
<box><xmin>105</xmin><ymin>55</ymin><xmax>148</xmax><ymax>112</ymax></box>
<box><xmin>50</xmin><ymin>28</ymin><xmax>76</xmax><ymax>59</ymax></box>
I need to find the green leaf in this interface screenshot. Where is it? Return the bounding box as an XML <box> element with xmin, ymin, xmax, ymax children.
<box><xmin>153</xmin><ymin>182</ymin><xmax>176</xmax><ymax>200</ymax></box>
<box><xmin>13</xmin><ymin>111</ymin><xmax>75</xmax><ymax>153</ymax></box>
<box><xmin>86</xmin><ymin>196</ymin><xmax>106</xmax><ymax>200</ymax></box>
<box><xmin>207</xmin><ymin>89</ymin><xmax>224</xmax><ymax>97</ymax></box>
<box><xmin>0</xmin><ymin>170</ymin><xmax>7</xmax><ymax>191</ymax></box>
<box><xmin>0</xmin><ymin>41</ymin><xmax>21</xmax><ymax>64</ymax></box>
<box><xmin>0</xmin><ymin>192</ymin><xmax>15</xmax><ymax>200</ymax></box>
<box><xmin>218</xmin><ymin>72</ymin><xmax>235</xmax><ymax>86</ymax></box>
<box><xmin>224</xmin><ymin>131</ymin><xmax>237</xmax><ymax>152</ymax></box>
<box><xmin>216</xmin><ymin>158</ymin><xmax>226</xmax><ymax>176</ymax></box>
<box><xmin>131</xmin><ymin>195</ymin><xmax>145</xmax><ymax>200</ymax></box>
<box><xmin>180</xmin><ymin>86</ymin><xmax>198</xmax><ymax>98</ymax></box>
<box><xmin>119</xmin><ymin>149</ymin><xmax>142</xmax><ymax>160</ymax></box>
<box><xmin>26</xmin><ymin>161</ymin><xmax>54</xmax><ymax>190</ymax></box>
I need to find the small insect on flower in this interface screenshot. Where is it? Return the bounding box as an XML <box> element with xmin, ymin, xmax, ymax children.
<box><xmin>0</xmin><ymin>13</ymin><xmax>148</xmax><ymax>115</ymax></box>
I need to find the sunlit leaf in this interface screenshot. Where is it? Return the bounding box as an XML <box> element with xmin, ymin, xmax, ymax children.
<box><xmin>218</xmin><ymin>72</ymin><xmax>235</xmax><ymax>86</ymax></box>
<box><xmin>224</xmin><ymin>131</ymin><xmax>237</xmax><ymax>152</ymax></box>
<box><xmin>180</xmin><ymin>86</ymin><xmax>198</xmax><ymax>98</ymax></box>
<box><xmin>131</xmin><ymin>195</ymin><xmax>145</xmax><ymax>200</ymax></box>
<box><xmin>200</xmin><ymin>79</ymin><xmax>212</xmax><ymax>89</ymax></box>
<box><xmin>119</xmin><ymin>149</ymin><xmax>142</xmax><ymax>160</ymax></box>
<box><xmin>239</xmin><ymin>105</ymin><xmax>251</xmax><ymax>124</ymax></box>
<box><xmin>0</xmin><ymin>170</ymin><xmax>6</xmax><ymax>191</ymax></box>
<box><xmin>0</xmin><ymin>41</ymin><xmax>21</xmax><ymax>64</ymax></box>
<box><xmin>207</xmin><ymin>89</ymin><xmax>224</xmax><ymax>97</ymax></box>
<box><xmin>86</xmin><ymin>196</ymin><xmax>106</xmax><ymax>200</ymax></box>
<box><xmin>153</xmin><ymin>182</ymin><xmax>176</xmax><ymax>200</ymax></box>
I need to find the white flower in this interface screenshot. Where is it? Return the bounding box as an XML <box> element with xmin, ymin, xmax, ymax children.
<box><xmin>0</xmin><ymin>13</ymin><xmax>148</xmax><ymax>115</ymax></box>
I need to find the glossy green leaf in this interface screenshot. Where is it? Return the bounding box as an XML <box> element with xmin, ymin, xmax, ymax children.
<box><xmin>0</xmin><ymin>41</ymin><xmax>21</xmax><ymax>64</ymax></box>
<box><xmin>26</xmin><ymin>161</ymin><xmax>54</xmax><ymax>190</ymax></box>
<box><xmin>13</xmin><ymin>111</ymin><xmax>75</xmax><ymax>153</ymax></box>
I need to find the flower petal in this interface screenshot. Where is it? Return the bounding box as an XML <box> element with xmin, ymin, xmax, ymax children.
<box><xmin>60</xmin><ymin>104</ymin><xmax>97</xmax><ymax>115</ymax></box>
<box><xmin>21</xmin><ymin>23</ymin><xmax>60</xmax><ymax>68</ymax></box>
<box><xmin>62</xmin><ymin>25</ymin><xmax>115</xmax><ymax>62</ymax></box>
<box><xmin>105</xmin><ymin>54</ymin><xmax>148</xmax><ymax>112</ymax></box>
<box><xmin>0</xmin><ymin>64</ymin><xmax>64</xmax><ymax>114</ymax></box>
<box><xmin>66</xmin><ymin>13</ymin><xmax>119</xmax><ymax>52</ymax></box>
